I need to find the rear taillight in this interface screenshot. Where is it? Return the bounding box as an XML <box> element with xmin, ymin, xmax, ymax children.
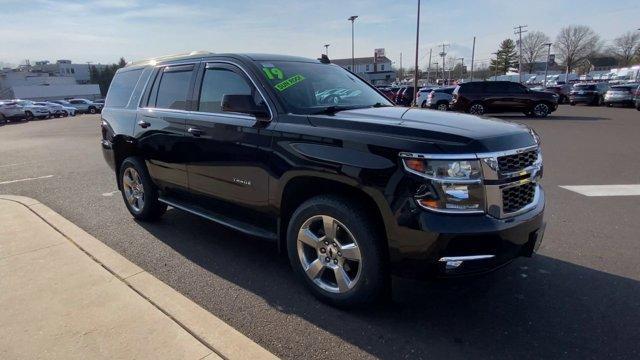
<box><xmin>427</xmin><ymin>92</ymin><xmax>433</xmax><ymax>100</ymax></box>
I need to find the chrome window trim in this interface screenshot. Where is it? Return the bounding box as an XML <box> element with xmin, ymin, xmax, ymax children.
<box><xmin>135</xmin><ymin>59</ymin><xmax>274</xmax><ymax>122</ymax></box>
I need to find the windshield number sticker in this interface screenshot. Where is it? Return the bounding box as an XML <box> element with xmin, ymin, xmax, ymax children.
<box><xmin>274</xmin><ymin>74</ymin><xmax>305</xmax><ymax>91</ymax></box>
<box><xmin>262</xmin><ymin>67</ymin><xmax>284</xmax><ymax>80</ymax></box>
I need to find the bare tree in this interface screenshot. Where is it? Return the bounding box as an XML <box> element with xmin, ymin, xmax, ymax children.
<box><xmin>521</xmin><ymin>31</ymin><xmax>551</xmax><ymax>73</ymax></box>
<box><xmin>554</xmin><ymin>25</ymin><xmax>601</xmax><ymax>73</ymax></box>
<box><xmin>610</xmin><ymin>31</ymin><xmax>640</xmax><ymax>66</ymax></box>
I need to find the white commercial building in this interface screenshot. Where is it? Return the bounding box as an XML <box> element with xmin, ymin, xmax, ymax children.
<box><xmin>0</xmin><ymin>69</ymin><xmax>101</xmax><ymax>101</ymax></box>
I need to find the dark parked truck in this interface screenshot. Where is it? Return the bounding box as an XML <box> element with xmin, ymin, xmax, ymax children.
<box><xmin>101</xmin><ymin>52</ymin><xmax>546</xmax><ymax>307</ymax></box>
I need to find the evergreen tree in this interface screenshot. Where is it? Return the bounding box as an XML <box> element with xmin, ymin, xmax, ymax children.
<box><xmin>89</xmin><ymin>58</ymin><xmax>127</xmax><ymax>96</ymax></box>
<box><xmin>490</xmin><ymin>39</ymin><xmax>518</xmax><ymax>75</ymax></box>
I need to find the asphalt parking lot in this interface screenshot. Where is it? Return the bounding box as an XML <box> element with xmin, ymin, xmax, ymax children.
<box><xmin>1</xmin><ymin>105</ymin><xmax>639</xmax><ymax>359</ymax></box>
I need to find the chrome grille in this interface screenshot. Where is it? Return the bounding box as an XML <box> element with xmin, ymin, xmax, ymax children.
<box><xmin>497</xmin><ymin>149</ymin><xmax>538</xmax><ymax>173</ymax></box>
<box><xmin>502</xmin><ymin>182</ymin><xmax>536</xmax><ymax>214</ymax></box>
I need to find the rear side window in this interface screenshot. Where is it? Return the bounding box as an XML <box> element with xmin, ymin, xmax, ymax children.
<box><xmin>149</xmin><ymin>65</ymin><xmax>194</xmax><ymax>110</ymax></box>
<box><xmin>460</xmin><ymin>82</ymin><xmax>484</xmax><ymax>93</ymax></box>
<box><xmin>105</xmin><ymin>69</ymin><xmax>143</xmax><ymax>108</ymax></box>
<box><xmin>574</xmin><ymin>84</ymin><xmax>596</xmax><ymax>91</ymax></box>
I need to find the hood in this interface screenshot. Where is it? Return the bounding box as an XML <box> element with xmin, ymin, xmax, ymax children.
<box><xmin>306</xmin><ymin>106</ymin><xmax>536</xmax><ymax>153</ymax></box>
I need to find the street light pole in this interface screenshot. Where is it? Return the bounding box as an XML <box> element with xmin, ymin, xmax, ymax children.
<box><xmin>324</xmin><ymin>44</ymin><xmax>330</xmax><ymax>56</ymax></box>
<box><xmin>543</xmin><ymin>42</ymin><xmax>552</xmax><ymax>87</ymax></box>
<box><xmin>470</xmin><ymin>36</ymin><xmax>476</xmax><ymax>81</ymax></box>
<box><xmin>348</xmin><ymin>16</ymin><xmax>358</xmax><ymax>71</ymax></box>
<box><xmin>457</xmin><ymin>57</ymin><xmax>464</xmax><ymax>81</ymax></box>
<box><xmin>412</xmin><ymin>0</ymin><xmax>421</xmax><ymax>107</ymax></box>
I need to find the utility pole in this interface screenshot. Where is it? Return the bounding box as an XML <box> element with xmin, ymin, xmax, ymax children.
<box><xmin>514</xmin><ymin>24</ymin><xmax>528</xmax><ymax>83</ymax></box>
<box><xmin>348</xmin><ymin>16</ymin><xmax>358</xmax><ymax>71</ymax></box>
<box><xmin>470</xmin><ymin>36</ymin><xmax>476</xmax><ymax>81</ymax></box>
<box><xmin>543</xmin><ymin>43</ymin><xmax>552</xmax><ymax>86</ymax></box>
<box><xmin>433</xmin><ymin>61</ymin><xmax>439</xmax><ymax>81</ymax></box>
<box><xmin>426</xmin><ymin>49</ymin><xmax>432</xmax><ymax>84</ymax></box>
<box><xmin>323</xmin><ymin>44</ymin><xmax>330</xmax><ymax>56</ymax></box>
<box><xmin>412</xmin><ymin>0</ymin><xmax>420</xmax><ymax>107</ymax></box>
<box><xmin>439</xmin><ymin>43</ymin><xmax>448</xmax><ymax>85</ymax></box>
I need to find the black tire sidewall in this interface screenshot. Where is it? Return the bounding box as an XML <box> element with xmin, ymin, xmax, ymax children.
<box><xmin>469</xmin><ymin>102</ymin><xmax>485</xmax><ymax>115</ymax></box>
<box><xmin>286</xmin><ymin>196</ymin><xmax>388</xmax><ymax>307</ymax></box>
<box><xmin>119</xmin><ymin>157</ymin><xmax>166</xmax><ymax>221</ymax></box>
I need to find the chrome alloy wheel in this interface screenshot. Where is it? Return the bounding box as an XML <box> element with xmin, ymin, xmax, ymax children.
<box><xmin>122</xmin><ymin>167</ymin><xmax>145</xmax><ymax>212</ymax></box>
<box><xmin>437</xmin><ymin>103</ymin><xmax>449</xmax><ymax>111</ymax></box>
<box><xmin>297</xmin><ymin>215</ymin><xmax>362</xmax><ymax>294</ymax></box>
<box><xmin>533</xmin><ymin>103</ymin><xmax>549</xmax><ymax>117</ymax></box>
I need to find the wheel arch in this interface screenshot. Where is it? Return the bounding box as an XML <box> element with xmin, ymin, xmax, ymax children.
<box><xmin>277</xmin><ymin>174</ymin><xmax>393</xmax><ymax>257</ymax></box>
<box><xmin>111</xmin><ymin>135</ymin><xmax>140</xmax><ymax>190</ymax></box>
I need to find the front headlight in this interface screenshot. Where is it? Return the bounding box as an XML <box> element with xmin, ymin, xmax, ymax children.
<box><xmin>401</xmin><ymin>156</ymin><xmax>485</xmax><ymax>213</ymax></box>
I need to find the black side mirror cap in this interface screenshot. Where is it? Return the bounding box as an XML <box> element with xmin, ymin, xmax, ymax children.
<box><xmin>221</xmin><ymin>94</ymin><xmax>270</xmax><ymax>120</ymax></box>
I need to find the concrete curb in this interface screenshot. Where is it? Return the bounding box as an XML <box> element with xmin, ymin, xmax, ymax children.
<box><xmin>0</xmin><ymin>195</ymin><xmax>278</xmax><ymax>360</ymax></box>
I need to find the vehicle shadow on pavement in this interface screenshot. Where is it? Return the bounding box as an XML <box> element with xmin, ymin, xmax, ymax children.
<box><xmin>137</xmin><ymin>209</ymin><xmax>640</xmax><ymax>360</ymax></box>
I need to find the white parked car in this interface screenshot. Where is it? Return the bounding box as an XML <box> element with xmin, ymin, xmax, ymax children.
<box><xmin>0</xmin><ymin>100</ymin><xmax>27</xmax><ymax>123</ymax></box>
<box><xmin>34</xmin><ymin>102</ymin><xmax>67</xmax><ymax>117</ymax></box>
<box><xmin>67</xmin><ymin>98</ymin><xmax>103</xmax><ymax>114</ymax></box>
<box><xmin>48</xmin><ymin>100</ymin><xmax>77</xmax><ymax>116</ymax></box>
<box><xmin>14</xmin><ymin>100</ymin><xmax>50</xmax><ymax>120</ymax></box>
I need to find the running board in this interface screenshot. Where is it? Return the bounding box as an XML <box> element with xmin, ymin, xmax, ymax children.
<box><xmin>158</xmin><ymin>197</ymin><xmax>277</xmax><ymax>240</ymax></box>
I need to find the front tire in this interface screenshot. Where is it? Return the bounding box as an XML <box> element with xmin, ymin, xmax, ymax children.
<box><xmin>24</xmin><ymin>111</ymin><xmax>34</xmax><ymax>121</ymax></box>
<box><xmin>287</xmin><ymin>195</ymin><xmax>388</xmax><ymax>308</ymax></box>
<box><xmin>89</xmin><ymin>106</ymin><xmax>97</xmax><ymax>114</ymax></box>
<box><xmin>436</xmin><ymin>102</ymin><xmax>449</xmax><ymax>111</ymax></box>
<box><xmin>119</xmin><ymin>157</ymin><xmax>167</xmax><ymax>221</ymax></box>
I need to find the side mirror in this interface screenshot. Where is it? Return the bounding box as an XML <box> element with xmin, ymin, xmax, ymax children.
<box><xmin>221</xmin><ymin>94</ymin><xmax>269</xmax><ymax>120</ymax></box>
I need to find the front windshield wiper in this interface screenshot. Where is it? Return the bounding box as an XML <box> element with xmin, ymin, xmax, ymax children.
<box><xmin>370</xmin><ymin>102</ymin><xmax>393</xmax><ymax>108</ymax></box>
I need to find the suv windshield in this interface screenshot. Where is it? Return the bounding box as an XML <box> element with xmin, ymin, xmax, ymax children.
<box><xmin>256</xmin><ymin>61</ymin><xmax>393</xmax><ymax>114</ymax></box>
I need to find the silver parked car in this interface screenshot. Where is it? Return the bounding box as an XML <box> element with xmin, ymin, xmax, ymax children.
<box><xmin>14</xmin><ymin>100</ymin><xmax>51</xmax><ymax>119</ymax></box>
<box><xmin>48</xmin><ymin>100</ymin><xmax>77</xmax><ymax>116</ymax></box>
<box><xmin>604</xmin><ymin>84</ymin><xmax>638</xmax><ymax>107</ymax></box>
<box><xmin>424</xmin><ymin>86</ymin><xmax>456</xmax><ymax>111</ymax></box>
<box><xmin>0</xmin><ymin>100</ymin><xmax>27</xmax><ymax>123</ymax></box>
<box><xmin>67</xmin><ymin>98</ymin><xmax>103</xmax><ymax>114</ymax></box>
<box><xmin>34</xmin><ymin>102</ymin><xmax>67</xmax><ymax>117</ymax></box>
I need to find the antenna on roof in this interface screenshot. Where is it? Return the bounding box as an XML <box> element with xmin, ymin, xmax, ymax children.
<box><xmin>318</xmin><ymin>54</ymin><xmax>331</xmax><ymax>64</ymax></box>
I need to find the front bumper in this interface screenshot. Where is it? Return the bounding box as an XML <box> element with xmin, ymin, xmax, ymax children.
<box><xmin>389</xmin><ymin>187</ymin><xmax>545</xmax><ymax>279</ymax></box>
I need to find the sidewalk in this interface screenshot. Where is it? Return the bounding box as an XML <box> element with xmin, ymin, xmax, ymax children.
<box><xmin>0</xmin><ymin>195</ymin><xmax>277</xmax><ymax>360</ymax></box>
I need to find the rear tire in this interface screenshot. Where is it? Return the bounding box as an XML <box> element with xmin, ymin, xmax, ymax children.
<box><xmin>436</xmin><ymin>102</ymin><xmax>449</xmax><ymax>111</ymax></box>
<box><xmin>89</xmin><ymin>106</ymin><xmax>97</xmax><ymax>114</ymax></box>
<box><xmin>531</xmin><ymin>102</ymin><xmax>550</xmax><ymax>118</ymax></box>
<box><xmin>468</xmin><ymin>102</ymin><xmax>485</xmax><ymax>115</ymax></box>
<box><xmin>286</xmin><ymin>195</ymin><xmax>389</xmax><ymax>308</ymax></box>
<box><xmin>119</xmin><ymin>157</ymin><xmax>167</xmax><ymax>221</ymax></box>
<box><xmin>24</xmin><ymin>111</ymin><xmax>33</xmax><ymax>121</ymax></box>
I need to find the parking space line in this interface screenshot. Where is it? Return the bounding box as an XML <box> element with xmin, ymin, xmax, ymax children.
<box><xmin>0</xmin><ymin>162</ymin><xmax>35</xmax><ymax>168</ymax></box>
<box><xmin>560</xmin><ymin>184</ymin><xmax>640</xmax><ymax>197</ymax></box>
<box><xmin>102</xmin><ymin>190</ymin><xmax>120</xmax><ymax>197</ymax></box>
<box><xmin>0</xmin><ymin>175</ymin><xmax>54</xmax><ymax>185</ymax></box>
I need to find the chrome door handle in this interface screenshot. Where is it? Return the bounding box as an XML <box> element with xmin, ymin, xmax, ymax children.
<box><xmin>137</xmin><ymin>120</ymin><xmax>151</xmax><ymax>128</ymax></box>
<box><xmin>187</xmin><ymin>127</ymin><xmax>205</xmax><ymax>136</ymax></box>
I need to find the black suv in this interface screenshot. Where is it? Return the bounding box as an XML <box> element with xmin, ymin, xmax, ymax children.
<box><xmin>101</xmin><ymin>53</ymin><xmax>546</xmax><ymax>307</ymax></box>
<box><xmin>450</xmin><ymin>81</ymin><xmax>558</xmax><ymax>117</ymax></box>
<box><xmin>569</xmin><ymin>83</ymin><xmax>609</xmax><ymax>106</ymax></box>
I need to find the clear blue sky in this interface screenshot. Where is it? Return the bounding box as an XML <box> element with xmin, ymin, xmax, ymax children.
<box><xmin>0</xmin><ymin>0</ymin><xmax>638</xmax><ymax>68</ymax></box>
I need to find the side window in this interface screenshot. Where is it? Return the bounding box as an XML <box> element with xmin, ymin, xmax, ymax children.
<box><xmin>105</xmin><ymin>69</ymin><xmax>143</xmax><ymax>108</ymax></box>
<box><xmin>150</xmin><ymin>65</ymin><xmax>194</xmax><ymax>110</ymax></box>
<box><xmin>197</xmin><ymin>66</ymin><xmax>258</xmax><ymax>114</ymax></box>
<box><xmin>506</xmin><ymin>82</ymin><xmax>525</xmax><ymax>94</ymax></box>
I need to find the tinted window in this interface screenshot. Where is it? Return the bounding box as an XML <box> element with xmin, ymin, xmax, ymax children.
<box><xmin>152</xmin><ymin>67</ymin><xmax>193</xmax><ymax>110</ymax></box>
<box><xmin>105</xmin><ymin>69</ymin><xmax>143</xmax><ymax>108</ymax></box>
<box><xmin>198</xmin><ymin>67</ymin><xmax>253</xmax><ymax>113</ymax></box>
<box><xmin>460</xmin><ymin>82</ymin><xmax>485</xmax><ymax>93</ymax></box>
<box><xmin>505</xmin><ymin>82</ymin><xmax>525</xmax><ymax>93</ymax></box>
<box><xmin>485</xmin><ymin>82</ymin><xmax>505</xmax><ymax>94</ymax></box>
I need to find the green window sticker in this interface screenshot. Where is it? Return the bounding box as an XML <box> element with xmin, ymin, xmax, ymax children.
<box><xmin>262</xmin><ymin>67</ymin><xmax>284</xmax><ymax>80</ymax></box>
<box><xmin>274</xmin><ymin>74</ymin><xmax>305</xmax><ymax>91</ymax></box>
